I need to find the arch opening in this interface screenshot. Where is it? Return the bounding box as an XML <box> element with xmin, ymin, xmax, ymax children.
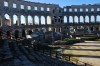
<box><xmin>47</xmin><ymin>16</ymin><xmax>51</xmax><ymax>24</ymax></box>
<box><xmin>28</xmin><ymin>15</ymin><xmax>33</xmax><ymax>25</ymax></box>
<box><xmin>34</xmin><ymin>16</ymin><xmax>39</xmax><ymax>25</ymax></box>
<box><xmin>5</xmin><ymin>14</ymin><xmax>11</xmax><ymax>26</ymax></box>
<box><xmin>21</xmin><ymin>15</ymin><xmax>26</xmax><ymax>25</ymax></box>
<box><xmin>41</xmin><ymin>16</ymin><xmax>45</xmax><ymax>25</ymax></box>
<box><xmin>64</xmin><ymin>16</ymin><xmax>67</xmax><ymax>23</ymax></box>
<box><xmin>13</xmin><ymin>15</ymin><xmax>19</xmax><ymax>26</ymax></box>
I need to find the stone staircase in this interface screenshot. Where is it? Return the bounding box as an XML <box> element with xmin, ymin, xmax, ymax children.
<box><xmin>0</xmin><ymin>39</ymin><xmax>77</xmax><ymax>66</ymax></box>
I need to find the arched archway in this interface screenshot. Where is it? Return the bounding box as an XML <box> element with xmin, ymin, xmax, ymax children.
<box><xmin>21</xmin><ymin>15</ymin><xmax>26</xmax><ymax>25</ymax></box>
<box><xmin>7</xmin><ymin>30</ymin><xmax>12</xmax><ymax>39</ymax></box>
<box><xmin>13</xmin><ymin>15</ymin><xmax>19</xmax><ymax>26</ymax></box>
<box><xmin>85</xmin><ymin>15</ymin><xmax>89</xmax><ymax>23</ymax></box>
<box><xmin>96</xmin><ymin>15</ymin><xmax>100</xmax><ymax>22</ymax></box>
<box><xmin>47</xmin><ymin>16</ymin><xmax>51</xmax><ymax>24</ymax></box>
<box><xmin>74</xmin><ymin>16</ymin><xmax>78</xmax><ymax>23</ymax></box>
<box><xmin>41</xmin><ymin>16</ymin><xmax>45</xmax><ymax>25</ymax></box>
<box><xmin>15</xmin><ymin>30</ymin><xmax>19</xmax><ymax>39</ymax></box>
<box><xmin>28</xmin><ymin>15</ymin><xmax>33</xmax><ymax>25</ymax></box>
<box><xmin>29</xmin><ymin>29</ymin><xmax>32</xmax><ymax>35</ymax></box>
<box><xmin>64</xmin><ymin>16</ymin><xmax>67</xmax><ymax>23</ymax></box>
<box><xmin>80</xmin><ymin>16</ymin><xmax>84</xmax><ymax>23</ymax></box>
<box><xmin>22</xmin><ymin>29</ymin><xmax>27</xmax><ymax>37</ymax></box>
<box><xmin>5</xmin><ymin>14</ymin><xmax>11</xmax><ymax>26</ymax></box>
<box><xmin>0</xmin><ymin>15</ymin><xmax>2</xmax><ymax>26</ymax></box>
<box><xmin>69</xmin><ymin>16</ymin><xmax>73</xmax><ymax>23</ymax></box>
<box><xmin>91</xmin><ymin>15</ymin><xmax>95</xmax><ymax>23</ymax></box>
<box><xmin>34</xmin><ymin>16</ymin><xmax>39</xmax><ymax>25</ymax></box>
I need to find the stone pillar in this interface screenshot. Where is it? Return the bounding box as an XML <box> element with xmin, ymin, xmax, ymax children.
<box><xmin>1</xmin><ymin>14</ymin><xmax>5</xmax><ymax>26</ymax></box>
<box><xmin>25</xmin><ymin>16</ymin><xmax>28</xmax><ymax>26</ymax></box>
<box><xmin>10</xmin><ymin>15</ymin><xmax>13</xmax><ymax>26</ymax></box>
<box><xmin>78</xmin><ymin>16</ymin><xmax>80</xmax><ymax>23</ymax></box>
<box><xmin>73</xmin><ymin>16</ymin><xmax>74</xmax><ymax>23</ymax></box>
<box><xmin>67</xmin><ymin>16</ymin><xmax>69</xmax><ymax>23</ymax></box>
<box><xmin>18</xmin><ymin>15</ymin><xmax>21</xmax><ymax>26</ymax></box>
<box><xmin>39</xmin><ymin>16</ymin><xmax>41</xmax><ymax>25</ymax></box>
<box><xmin>33</xmin><ymin>16</ymin><xmax>35</xmax><ymax>25</ymax></box>
<box><xmin>83</xmin><ymin>16</ymin><xmax>85</xmax><ymax>23</ymax></box>
<box><xmin>94</xmin><ymin>16</ymin><xmax>96</xmax><ymax>23</ymax></box>
<box><xmin>89</xmin><ymin>16</ymin><xmax>91</xmax><ymax>23</ymax></box>
<box><xmin>45</xmin><ymin>16</ymin><xmax>47</xmax><ymax>25</ymax></box>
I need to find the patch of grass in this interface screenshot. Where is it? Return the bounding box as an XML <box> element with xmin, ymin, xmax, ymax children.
<box><xmin>67</xmin><ymin>38</ymin><xmax>76</xmax><ymax>41</ymax></box>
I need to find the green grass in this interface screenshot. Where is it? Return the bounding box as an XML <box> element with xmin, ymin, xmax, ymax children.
<box><xmin>67</xmin><ymin>38</ymin><xmax>76</xmax><ymax>41</ymax></box>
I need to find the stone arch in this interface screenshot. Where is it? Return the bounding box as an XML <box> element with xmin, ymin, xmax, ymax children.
<box><xmin>27</xmin><ymin>6</ymin><xmax>31</xmax><ymax>10</ymax></box>
<box><xmin>80</xmin><ymin>8</ymin><xmax>83</xmax><ymax>12</ymax></box>
<box><xmin>34</xmin><ymin>6</ymin><xmax>37</xmax><ymax>10</ymax></box>
<box><xmin>53</xmin><ymin>9</ymin><xmax>55</xmax><ymax>13</ymax></box>
<box><xmin>0</xmin><ymin>14</ymin><xmax>2</xmax><ymax>26</ymax></box>
<box><xmin>15</xmin><ymin>30</ymin><xmax>19</xmax><ymax>39</ymax></box>
<box><xmin>41</xmin><ymin>16</ymin><xmax>45</xmax><ymax>25</ymax></box>
<box><xmin>22</xmin><ymin>29</ymin><xmax>27</xmax><ymax>37</ymax></box>
<box><xmin>34</xmin><ymin>15</ymin><xmax>39</xmax><ymax>25</ymax></box>
<box><xmin>69</xmin><ymin>16</ymin><xmax>73</xmax><ymax>23</ymax></box>
<box><xmin>5</xmin><ymin>14</ymin><xmax>11</xmax><ymax>26</ymax></box>
<box><xmin>64</xmin><ymin>16</ymin><xmax>67</xmax><ymax>23</ymax></box>
<box><xmin>47</xmin><ymin>7</ymin><xmax>50</xmax><ymax>11</ymax></box>
<box><xmin>91</xmin><ymin>15</ymin><xmax>95</xmax><ymax>22</ymax></box>
<box><xmin>86</xmin><ymin>8</ymin><xmax>88</xmax><ymax>12</ymax></box>
<box><xmin>96</xmin><ymin>15</ymin><xmax>100</xmax><ymax>22</ymax></box>
<box><xmin>48</xmin><ymin>27</ymin><xmax>52</xmax><ymax>31</ymax></box>
<box><xmin>29</xmin><ymin>29</ymin><xmax>33</xmax><ymax>35</ymax></box>
<box><xmin>64</xmin><ymin>8</ymin><xmax>67</xmax><ymax>12</ymax></box>
<box><xmin>85</xmin><ymin>15</ymin><xmax>89</xmax><ymax>23</ymax></box>
<box><xmin>80</xmin><ymin>16</ymin><xmax>84</xmax><ymax>23</ymax></box>
<box><xmin>74</xmin><ymin>8</ymin><xmax>77</xmax><ymax>12</ymax></box>
<box><xmin>47</xmin><ymin>16</ymin><xmax>51</xmax><ymax>24</ymax></box>
<box><xmin>13</xmin><ymin>3</ymin><xmax>16</xmax><ymax>8</ymax></box>
<box><xmin>21</xmin><ymin>15</ymin><xmax>26</xmax><ymax>25</ymax></box>
<box><xmin>69</xmin><ymin>8</ymin><xmax>72</xmax><ymax>12</ymax></box>
<box><xmin>74</xmin><ymin>16</ymin><xmax>78</xmax><ymax>23</ymax></box>
<box><xmin>13</xmin><ymin>15</ymin><xmax>19</xmax><ymax>26</ymax></box>
<box><xmin>41</xmin><ymin>7</ymin><xmax>44</xmax><ymax>11</ymax></box>
<box><xmin>91</xmin><ymin>8</ymin><xmax>94</xmax><ymax>12</ymax></box>
<box><xmin>6</xmin><ymin>30</ymin><xmax>12</xmax><ymax>39</ymax></box>
<box><xmin>28</xmin><ymin>15</ymin><xmax>33</xmax><ymax>25</ymax></box>
<box><xmin>20</xmin><ymin>5</ymin><xmax>24</xmax><ymax>9</ymax></box>
<box><xmin>4</xmin><ymin>1</ymin><xmax>8</xmax><ymax>7</ymax></box>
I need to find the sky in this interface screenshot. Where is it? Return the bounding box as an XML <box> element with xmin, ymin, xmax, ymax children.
<box><xmin>24</xmin><ymin>0</ymin><xmax>100</xmax><ymax>7</ymax></box>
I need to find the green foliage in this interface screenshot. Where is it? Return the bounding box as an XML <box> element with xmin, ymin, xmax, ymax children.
<box><xmin>67</xmin><ymin>38</ymin><xmax>76</xmax><ymax>41</ymax></box>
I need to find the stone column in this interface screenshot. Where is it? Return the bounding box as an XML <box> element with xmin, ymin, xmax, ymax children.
<box><xmin>73</xmin><ymin>16</ymin><xmax>74</xmax><ymax>23</ymax></box>
<box><xmin>45</xmin><ymin>16</ymin><xmax>47</xmax><ymax>25</ymax></box>
<box><xmin>33</xmin><ymin>16</ymin><xmax>35</xmax><ymax>25</ymax></box>
<box><xmin>10</xmin><ymin>15</ymin><xmax>13</xmax><ymax>26</ymax></box>
<box><xmin>89</xmin><ymin>16</ymin><xmax>91</xmax><ymax>23</ymax></box>
<box><xmin>25</xmin><ymin>16</ymin><xmax>28</xmax><ymax>26</ymax></box>
<box><xmin>39</xmin><ymin>16</ymin><xmax>41</xmax><ymax>25</ymax></box>
<box><xmin>83</xmin><ymin>16</ymin><xmax>85</xmax><ymax>23</ymax></box>
<box><xmin>67</xmin><ymin>16</ymin><xmax>69</xmax><ymax>23</ymax></box>
<box><xmin>1</xmin><ymin>14</ymin><xmax>5</xmax><ymax>26</ymax></box>
<box><xmin>78</xmin><ymin>16</ymin><xmax>80</xmax><ymax>23</ymax></box>
<box><xmin>17</xmin><ymin>15</ymin><xmax>21</xmax><ymax>26</ymax></box>
<box><xmin>94</xmin><ymin>16</ymin><xmax>96</xmax><ymax>23</ymax></box>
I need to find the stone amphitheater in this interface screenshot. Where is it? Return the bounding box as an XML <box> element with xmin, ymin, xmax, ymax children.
<box><xmin>0</xmin><ymin>0</ymin><xmax>100</xmax><ymax>66</ymax></box>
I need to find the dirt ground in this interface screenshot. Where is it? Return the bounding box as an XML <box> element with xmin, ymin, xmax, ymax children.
<box><xmin>63</xmin><ymin>41</ymin><xmax>100</xmax><ymax>66</ymax></box>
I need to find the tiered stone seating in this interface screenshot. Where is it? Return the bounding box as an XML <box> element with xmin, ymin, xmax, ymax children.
<box><xmin>0</xmin><ymin>39</ymin><xmax>77</xmax><ymax>66</ymax></box>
